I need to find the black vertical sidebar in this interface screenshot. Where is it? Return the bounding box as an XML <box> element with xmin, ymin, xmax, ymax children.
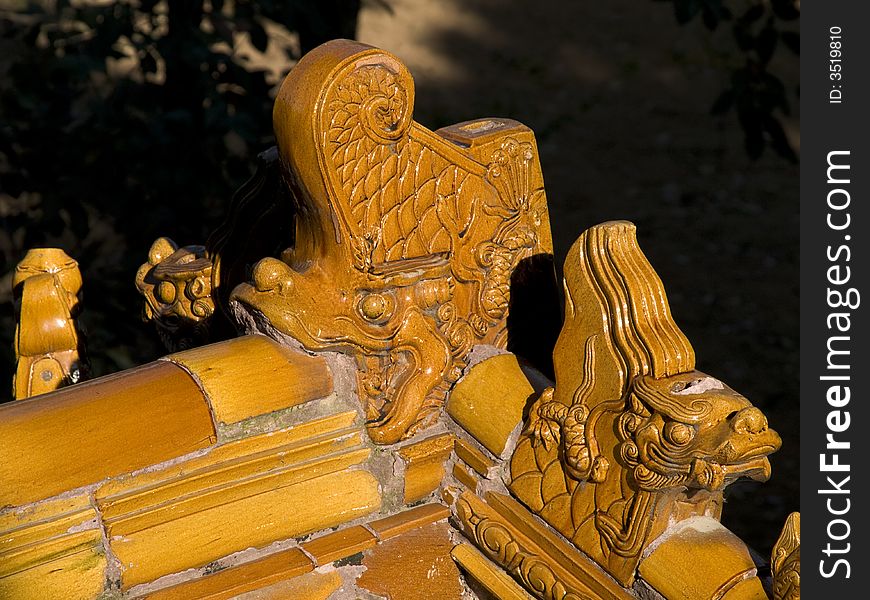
<box><xmin>801</xmin><ymin>2</ymin><xmax>869</xmax><ymax>597</ymax></box>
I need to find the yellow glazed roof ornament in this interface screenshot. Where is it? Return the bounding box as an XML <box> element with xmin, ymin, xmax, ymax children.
<box><xmin>12</xmin><ymin>248</ymin><xmax>88</xmax><ymax>400</ymax></box>
<box><xmin>228</xmin><ymin>40</ymin><xmax>558</xmax><ymax>444</ymax></box>
<box><xmin>2</xmin><ymin>40</ymin><xmax>797</xmax><ymax>600</ymax></box>
<box><xmin>135</xmin><ymin>237</ymin><xmax>215</xmax><ymax>352</ymax></box>
<box><xmin>453</xmin><ymin>221</ymin><xmax>782</xmax><ymax>597</ymax></box>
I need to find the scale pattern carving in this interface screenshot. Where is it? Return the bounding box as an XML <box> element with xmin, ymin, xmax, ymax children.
<box><xmin>228</xmin><ymin>41</ymin><xmax>552</xmax><ymax>444</ymax></box>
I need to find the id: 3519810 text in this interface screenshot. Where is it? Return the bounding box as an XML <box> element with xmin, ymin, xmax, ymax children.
<box><xmin>829</xmin><ymin>26</ymin><xmax>843</xmax><ymax>104</ymax></box>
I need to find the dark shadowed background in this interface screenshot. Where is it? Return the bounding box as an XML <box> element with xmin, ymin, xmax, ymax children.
<box><xmin>0</xmin><ymin>0</ymin><xmax>798</xmax><ymax>557</ymax></box>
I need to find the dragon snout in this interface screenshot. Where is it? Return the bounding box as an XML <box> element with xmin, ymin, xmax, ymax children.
<box><xmin>252</xmin><ymin>257</ymin><xmax>295</xmax><ymax>293</ymax></box>
<box><xmin>730</xmin><ymin>407</ymin><xmax>768</xmax><ymax>435</ymax></box>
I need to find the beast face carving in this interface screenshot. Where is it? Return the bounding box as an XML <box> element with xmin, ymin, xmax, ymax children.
<box><xmin>136</xmin><ymin>237</ymin><xmax>215</xmax><ymax>352</ymax></box>
<box><xmin>618</xmin><ymin>371</ymin><xmax>781</xmax><ymax>493</ymax></box>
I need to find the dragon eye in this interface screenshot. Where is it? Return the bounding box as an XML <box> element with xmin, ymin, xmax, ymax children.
<box><xmin>156</xmin><ymin>281</ymin><xmax>176</xmax><ymax>304</ymax></box>
<box><xmin>664</xmin><ymin>422</ymin><xmax>694</xmax><ymax>445</ymax></box>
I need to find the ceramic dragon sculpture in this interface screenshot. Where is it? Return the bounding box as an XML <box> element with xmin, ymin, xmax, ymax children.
<box><xmin>135</xmin><ymin>41</ymin><xmax>557</xmax><ymax>444</ymax></box>
<box><xmin>509</xmin><ymin>221</ymin><xmax>782</xmax><ymax>585</ymax></box>
<box><xmin>226</xmin><ymin>40</ymin><xmax>555</xmax><ymax>444</ymax></box>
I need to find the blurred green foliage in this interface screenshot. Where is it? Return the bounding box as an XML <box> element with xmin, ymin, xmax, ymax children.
<box><xmin>659</xmin><ymin>0</ymin><xmax>799</xmax><ymax>161</ymax></box>
<box><xmin>0</xmin><ymin>0</ymin><xmax>360</xmax><ymax>397</ymax></box>
<box><xmin>0</xmin><ymin>0</ymin><xmax>795</xmax><ymax>399</ymax></box>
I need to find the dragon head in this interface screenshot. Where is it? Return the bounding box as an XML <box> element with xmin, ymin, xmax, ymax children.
<box><xmin>617</xmin><ymin>371</ymin><xmax>781</xmax><ymax>492</ymax></box>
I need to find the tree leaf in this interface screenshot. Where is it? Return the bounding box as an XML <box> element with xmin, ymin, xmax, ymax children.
<box><xmin>737</xmin><ymin>105</ymin><xmax>764</xmax><ymax>159</ymax></box>
<box><xmin>771</xmin><ymin>0</ymin><xmax>800</xmax><ymax>21</ymax></box>
<box><xmin>762</xmin><ymin>114</ymin><xmax>798</xmax><ymax>163</ymax></box>
<box><xmin>756</xmin><ymin>19</ymin><xmax>778</xmax><ymax>65</ymax></box>
<box><xmin>781</xmin><ymin>31</ymin><xmax>799</xmax><ymax>55</ymax></box>
<box><xmin>740</xmin><ymin>3</ymin><xmax>765</xmax><ymax>24</ymax></box>
<box><xmin>732</xmin><ymin>22</ymin><xmax>755</xmax><ymax>51</ymax></box>
<box><xmin>674</xmin><ymin>0</ymin><xmax>703</xmax><ymax>24</ymax></box>
<box><xmin>710</xmin><ymin>89</ymin><xmax>733</xmax><ymax>115</ymax></box>
<box><xmin>140</xmin><ymin>50</ymin><xmax>157</xmax><ymax>74</ymax></box>
<box><xmin>702</xmin><ymin>6</ymin><xmax>720</xmax><ymax>30</ymax></box>
<box><xmin>248</xmin><ymin>20</ymin><xmax>268</xmax><ymax>53</ymax></box>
